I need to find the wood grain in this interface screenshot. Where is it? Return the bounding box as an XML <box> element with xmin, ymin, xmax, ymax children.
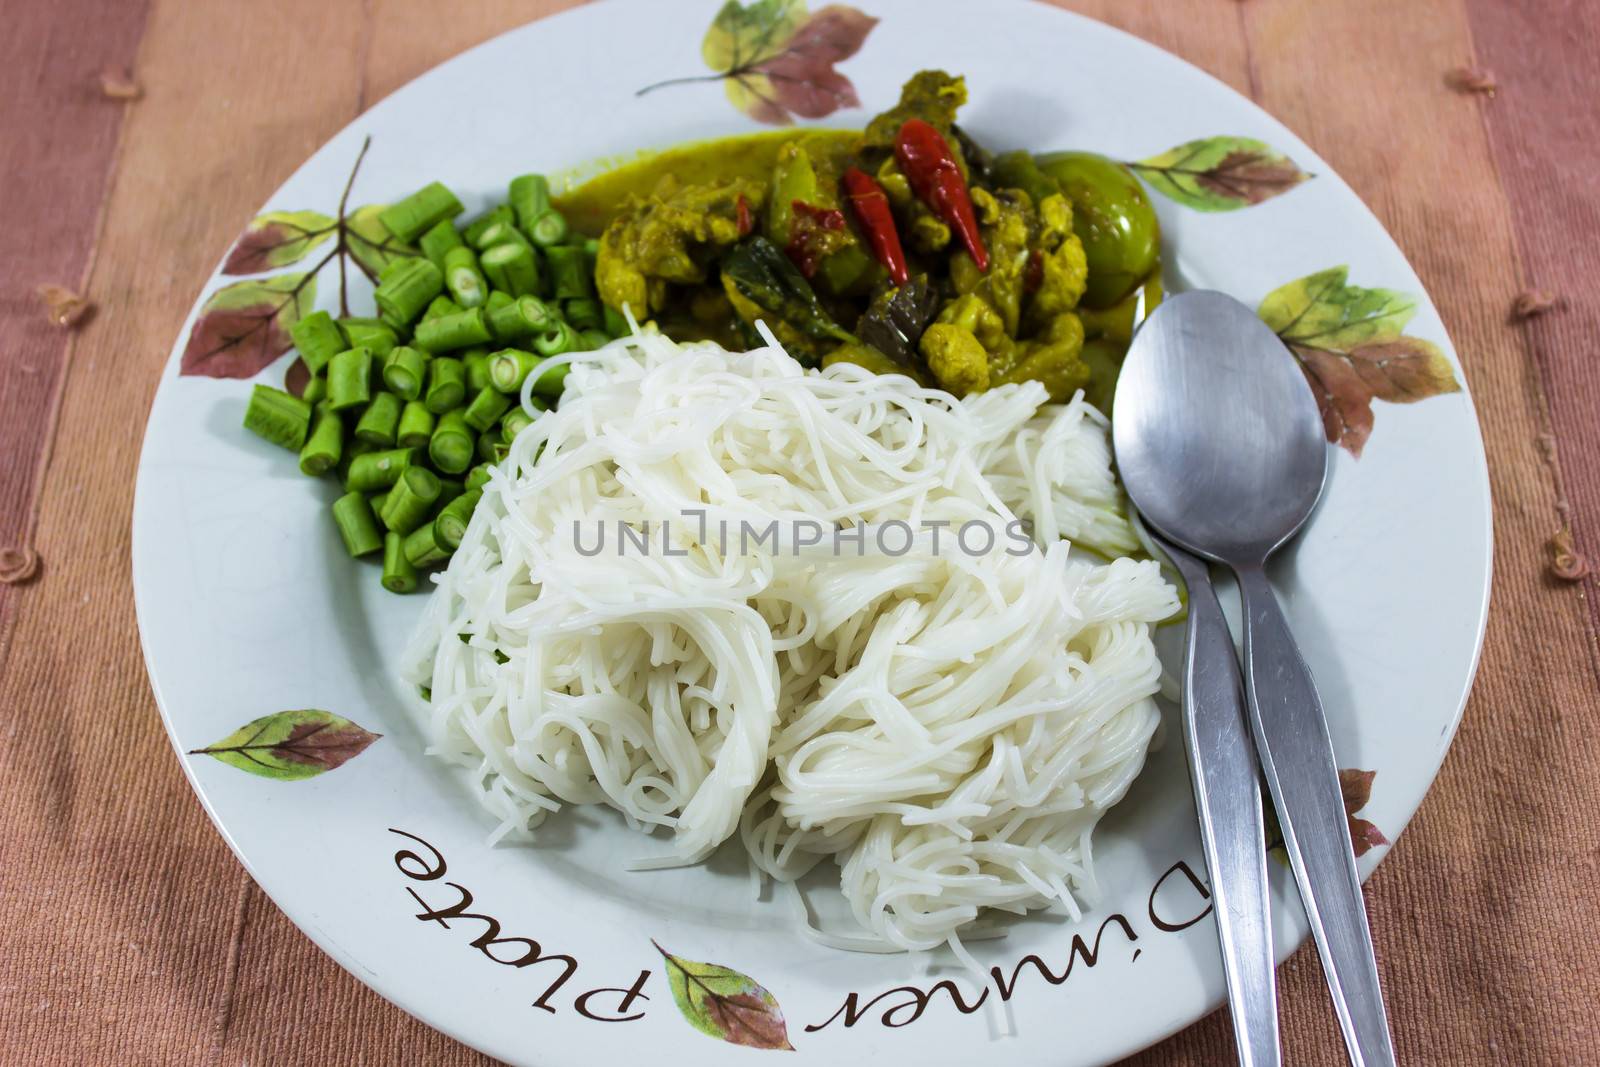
<box><xmin>0</xmin><ymin>0</ymin><xmax>1595</xmax><ymax>1064</ymax></box>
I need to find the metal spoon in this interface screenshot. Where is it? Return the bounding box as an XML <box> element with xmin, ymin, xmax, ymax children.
<box><xmin>1114</xmin><ymin>290</ymin><xmax>1396</xmax><ymax>1066</ymax></box>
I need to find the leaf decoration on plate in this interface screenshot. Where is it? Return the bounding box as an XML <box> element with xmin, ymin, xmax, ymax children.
<box><xmin>222</xmin><ymin>209</ymin><xmax>337</xmax><ymax>275</ymax></box>
<box><xmin>182</xmin><ymin>137</ymin><xmax>432</xmax><ymax>382</ymax></box>
<box><xmin>188</xmin><ymin>709</ymin><xmax>381</xmax><ymax>780</ymax></box>
<box><xmin>1265</xmin><ymin>767</ymin><xmax>1388</xmax><ymax>859</ymax></box>
<box><xmin>180</xmin><ymin>273</ymin><xmax>316</xmax><ymax>379</ymax></box>
<box><xmin>1130</xmin><ymin>136</ymin><xmax>1311</xmax><ymax>211</ymax></box>
<box><xmin>638</xmin><ymin>1</ymin><xmax>877</xmax><ymax>126</ymax></box>
<box><xmin>653</xmin><ymin>940</ymin><xmax>795</xmax><ymax>1050</ymax></box>
<box><xmin>1340</xmin><ymin>768</ymin><xmax>1390</xmax><ymax>857</ymax></box>
<box><xmin>345</xmin><ymin>202</ymin><xmax>418</xmax><ymax>282</ymax></box>
<box><xmin>1258</xmin><ymin>266</ymin><xmax>1461</xmax><ymax>456</ymax></box>
<box><xmin>284</xmin><ymin>357</ymin><xmax>311</xmax><ymax>398</ymax></box>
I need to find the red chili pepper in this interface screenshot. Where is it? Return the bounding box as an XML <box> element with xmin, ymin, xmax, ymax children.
<box><xmin>735</xmin><ymin>193</ymin><xmax>753</xmax><ymax>237</ymax></box>
<box><xmin>893</xmin><ymin>118</ymin><xmax>988</xmax><ymax>273</ymax></box>
<box><xmin>785</xmin><ymin>200</ymin><xmax>848</xmax><ymax>278</ymax></box>
<box><xmin>842</xmin><ymin>166</ymin><xmax>910</xmax><ymax>286</ymax></box>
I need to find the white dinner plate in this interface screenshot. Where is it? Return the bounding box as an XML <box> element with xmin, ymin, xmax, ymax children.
<box><xmin>133</xmin><ymin>1</ymin><xmax>1492</xmax><ymax>1063</ymax></box>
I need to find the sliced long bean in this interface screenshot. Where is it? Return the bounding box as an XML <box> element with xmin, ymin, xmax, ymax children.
<box><xmin>289</xmin><ymin>310</ymin><xmax>345</xmax><ymax>376</ymax></box>
<box><xmin>429</xmin><ymin>410</ymin><xmax>474</xmax><ymax>474</ymax></box>
<box><xmin>443</xmin><ymin>246</ymin><xmax>489</xmax><ymax>308</ymax></box>
<box><xmin>244</xmin><ymin>385</ymin><xmax>311</xmax><ymax>450</ymax></box>
<box><xmin>338</xmin><ymin>317</ymin><xmax>398</xmax><ymax>358</ymax></box>
<box><xmin>333</xmin><ymin>491</ymin><xmax>384</xmax><ymax>557</ymax></box>
<box><xmin>433</xmin><ymin>489</ymin><xmax>482</xmax><ymax>551</ymax></box>
<box><xmin>418</xmin><ymin>218</ymin><xmax>465</xmax><ymax>267</ymax></box>
<box><xmin>382</xmin><ymin>531</ymin><xmax>419</xmax><ymax>592</ymax></box>
<box><xmin>374</xmin><ymin>256</ymin><xmax>444</xmax><ymax>329</ymax></box>
<box><xmin>379</xmin><ymin>464</ymin><xmax>442</xmax><ymax>535</ymax></box>
<box><xmin>345</xmin><ymin>448</ymin><xmax>414</xmax><ymax>492</ymax></box>
<box><xmin>424</xmin><ymin>356</ymin><xmax>466</xmax><ymax>413</ymax></box>
<box><xmin>480</xmin><ymin>241</ymin><xmax>543</xmax><ymax>297</ymax></box>
<box><xmin>354</xmin><ymin>391</ymin><xmax>402</xmax><ymax>446</ymax></box>
<box><xmin>509</xmin><ymin>174</ymin><xmax>551</xmax><ymax>235</ymax></box>
<box><xmin>326</xmin><ymin>347</ymin><xmax>373</xmax><ymax>412</ymax></box>
<box><xmin>544</xmin><ymin>244</ymin><xmax>590</xmax><ymax>300</ymax></box>
<box><xmin>396</xmin><ymin>400</ymin><xmax>435</xmax><ymax>449</ymax></box>
<box><xmin>414</xmin><ymin>308</ymin><xmax>492</xmax><ymax>353</ymax></box>
<box><xmin>382</xmin><ymin>346</ymin><xmax>428</xmax><ymax>401</ymax></box>
<box><xmin>463</xmin><ymin>386</ymin><xmax>513</xmax><ymax>432</ymax></box>
<box><xmin>379</xmin><ymin>181</ymin><xmax>464</xmax><ymax>243</ymax></box>
<box><xmin>299</xmin><ymin>402</ymin><xmax>343</xmax><ymax>476</ymax></box>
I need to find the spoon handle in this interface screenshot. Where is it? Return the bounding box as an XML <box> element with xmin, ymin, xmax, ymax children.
<box><xmin>1233</xmin><ymin>562</ymin><xmax>1396</xmax><ymax>1067</ymax></box>
<box><xmin>1163</xmin><ymin>541</ymin><xmax>1280</xmax><ymax>1067</ymax></box>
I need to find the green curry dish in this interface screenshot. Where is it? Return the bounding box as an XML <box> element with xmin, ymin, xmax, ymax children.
<box><xmin>568</xmin><ymin>68</ymin><xmax>1159</xmax><ymax>407</ymax></box>
<box><xmin>595</xmin><ymin>175</ymin><xmax>766</xmax><ymax>315</ymax></box>
<box><xmin>920</xmin><ymin>292</ymin><xmax>1010</xmax><ymax>393</ymax></box>
<box><xmin>855</xmin><ymin>277</ymin><xmax>941</xmax><ymax>367</ymax></box>
<box><xmin>994</xmin><ymin>310</ymin><xmax>1090</xmax><ymax>402</ymax></box>
<box><xmin>861</xmin><ymin>70</ymin><xmax>968</xmax><ymax>155</ymax></box>
<box><xmin>721</xmin><ymin>237</ymin><xmax>855</xmax><ymax>363</ymax></box>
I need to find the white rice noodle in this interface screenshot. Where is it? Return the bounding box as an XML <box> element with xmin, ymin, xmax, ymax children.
<box><xmin>403</xmin><ymin>328</ymin><xmax>1178</xmax><ymax>951</ymax></box>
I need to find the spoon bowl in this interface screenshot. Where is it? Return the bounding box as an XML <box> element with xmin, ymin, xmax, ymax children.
<box><xmin>1112</xmin><ymin>290</ymin><xmax>1326</xmax><ymax>562</ymax></box>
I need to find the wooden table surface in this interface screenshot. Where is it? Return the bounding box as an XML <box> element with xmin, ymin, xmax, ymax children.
<box><xmin>3</xmin><ymin>0</ymin><xmax>1597</xmax><ymax>1062</ymax></box>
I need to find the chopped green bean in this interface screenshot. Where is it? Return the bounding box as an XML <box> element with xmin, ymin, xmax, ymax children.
<box><xmin>488</xmin><ymin>347</ymin><xmax>540</xmax><ymax>393</ymax></box>
<box><xmin>299</xmin><ymin>402</ymin><xmax>343</xmax><ymax>475</ymax></box>
<box><xmin>326</xmin><ymin>347</ymin><xmax>373</xmax><ymax>412</ymax></box>
<box><xmin>443</xmin><ymin>245</ymin><xmax>489</xmax><ymax>309</ymax></box>
<box><xmin>463</xmin><ymin>386</ymin><xmax>513</xmax><ymax>432</ymax></box>
<box><xmin>379</xmin><ymin>182</ymin><xmax>464</xmax><ymax>243</ymax></box>
<box><xmin>422</xmin><ymin>295</ymin><xmax>461</xmax><ymax>322</ymax></box>
<box><xmin>477</xmin><ymin>429</ymin><xmax>506</xmax><ymax>463</ymax></box>
<box><xmin>338</xmin><ymin>317</ymin><xmax>398</xmax><ymax>358</ymax></box>
<box><xmin>433</xmin><ymin>489</ymin><xmax>482</xmax><ymax>550</ymax></box>
<box><xmin>414</xmin><ymin>308</ymin><xmax>493</xmax><ymax>353</ymax></box>
<box><xmin>487</xmin><ymin>295</ymin><xmax>555</xmax><ymax>341</ymax></box>
<box><xmin>463</xmin><ymin>348</ymin><xmax>493</xmax><ymax>393</ymax></box>
<box><xmin>530</xmin><ymin>357</ymin><xmax>569</xmax><ymax>399</ymax></box>
<box><xmin>429</xmin><ymin>410</ymin><xmax>475</xmax><ymax>474</ymax></box>
<box><xmin>424</xmin><ymin>356</ymin><xmax>466</xmax><ymax>413</ymax></box>
<box><xmin>382</xmin><ymin>346</ymin><xmax>428</xmax><ymax>400</ymax></box>
<box><xmin>545</xmin><ymin>244</ymin><xmax>591</xmax><ymax>300</ymax></box>
<box><xmin>534</xmin><ymin>320</ymin><xmax>577</xmax><ymax>358</ymax></box>
<box><xmin>403</xmin><ymin>523</ymin><xmax>450</xmax><ymax>568</ymax></box>
<box><xmin>480</xmin><ymin>242</ymin><xmax>543</xmax><ymax>297</ymax></box>
<box><xmin>577</xmin><ymin>328</ymin><xmax>611</xmax><ymax>352</ymax></box>
<box><xmin>345</xmin><ymin>448</ymin><xmax>414</xmax><ymax>493</ymax></box>
<box><xmin>509</xmin><ymin>174</ymin><xmax>551</xmax><ymax>235</ymax></box>
<box><xmin>382</xmin><ymin>531</ymin><xmax>420</xmax><ymax>592</ymax></box>
<box><xmin>529</xmin><ymin>209</ymin><xmax>569</xmax><ymax>249</ymax></box>
<box><xmin>379</xmin><ymin>464</ymin><xmax>442</xmax><ymax>534</ymax></box>
<box><xmin>464</xmin><ymin>463</ymin><xmax>493</xmax><ymax>492</ymax></box>
<box><xmin>243</xmin><ymin>384</ymin><xmax>312</xmax><ymax>451</ymax></box>
<box><xmin>485</xmin><ymin>289</ymin><xmax>513</xmax><ymax>314</ymax></box>
<box><xmin>602</xmin><ymin>304</ymin><xmax>631</xmax><ymax>337</ymax></box>
<box><xmin>418</xmin><ymin>218</ymin><xmax>465</xmax><ymax>268</ymax></box>
<box><xmin>433</xmin><ymin>477</ymin><xmax>464</xmax><ymax>513</ymax></box>
<box><xmin>301</xmin><ymin>375</ymin><xmax>327</xmax><ymax>405</ymax></box>
<box><xmin>397</xmin><ymin>400</ymin><xmax>435</xmax><ymax>448</ymax></box>
<box><xmin>462</xmin><ymin>204</ymin><xmax>514</xmax><ymax>248</ymax></box>
<box><xmin>333</xmin><ymin>491</ymin><xmax>384</xmax><ymax>557</ymax></box>
<box><xmin>564</xmin><ymin>297</ymin><xmax>603</xmax><ymax>331</ymax></box>
<box><xmin>472</xmin><ymin>219</ymin><xmax>530</xmax><ymax>252</ymax></box>
<box><xmin>374</xmin><ymin>256</ymin><xmax>444</xmax><ymax>329</ymax></box>
<box><xmin>288</xmin><ymin>310</ymin><xmax>345</xmax><ymax>376</ymax></box>
<box><xmin>355</xmin><ymin>391</ymin><xmax>402</xmax><ymax>446</ymax></box>
<box><xmin>500</xmin><ymin>405</ymin><xmax>535</xmax><ymax>443</ymax></box>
